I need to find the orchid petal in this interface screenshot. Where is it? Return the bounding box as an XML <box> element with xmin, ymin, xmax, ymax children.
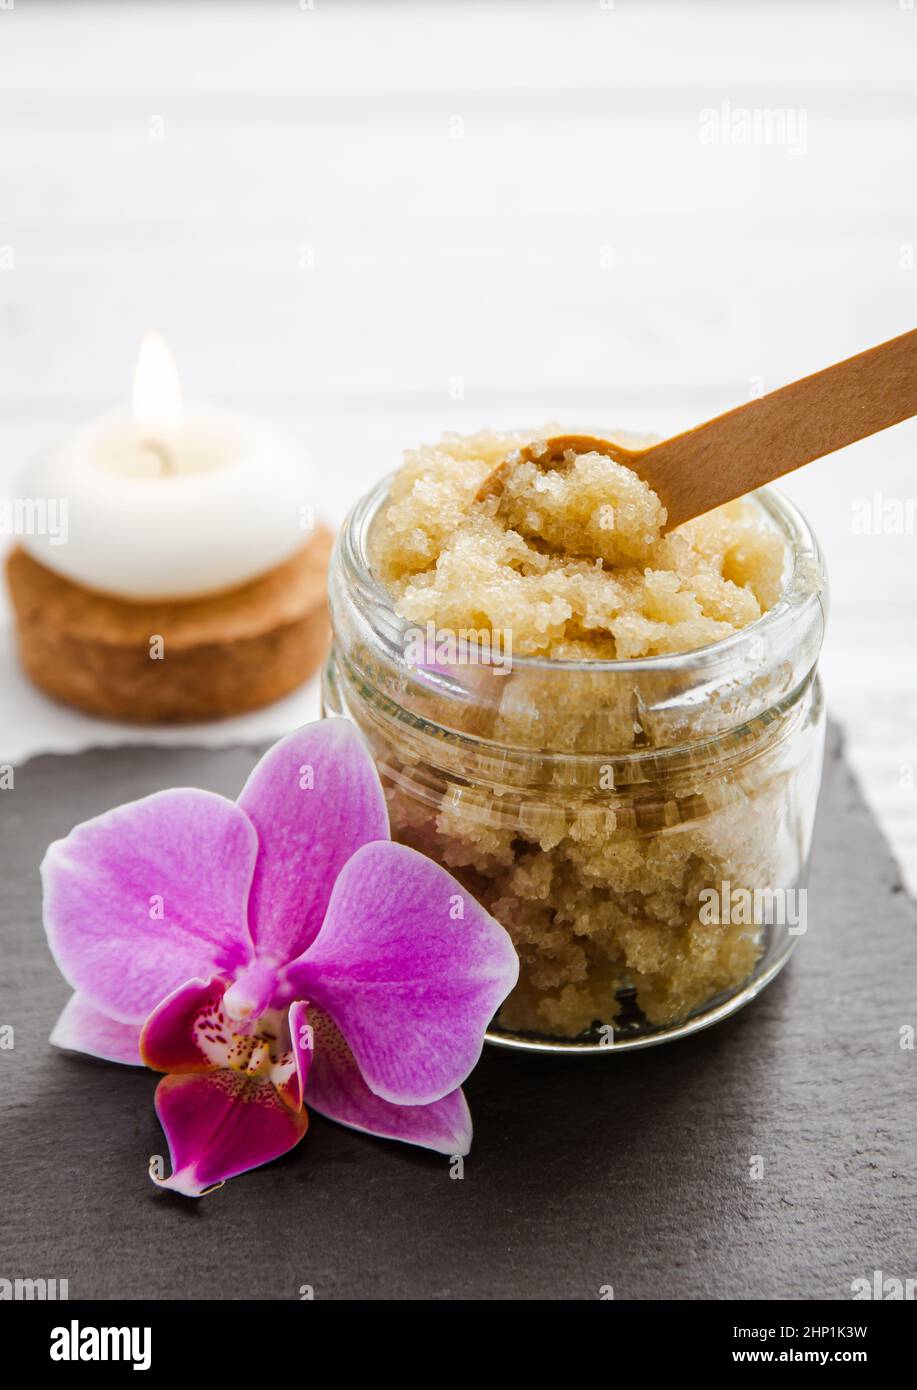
<box><xmin>42</xmin><ymin>789</ymin><xmax>257</xmax><ymax>1024</ymax></box>
<box><xmin>306</xmin><ymin>1009</ymin><xmax>471</xmax><ymax>1156</ymax></box>
<box><xmin>50</xmin><ymin>993</ymin><xmax>143</xmax><ymax>1066</ymax></box>
<box><xmin>236</xmin><ymin>720</ymin><xmax>389</xmax><ymax>962</ymax></box>
<box><xmin>288</xmin><ymin>841</ymin><xmax>519</xmax><ymax>1106</ymax></box>
<box><xmin>152</xmin><ymin>1070</ymin><xmax>308</xmax><ymax>1197</ymax></box>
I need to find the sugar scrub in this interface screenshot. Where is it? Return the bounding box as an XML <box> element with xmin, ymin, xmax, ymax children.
<box><xmin>369</xmin><ymin>430</ymin><xmax>784</xmax><ymax>662</ymax></box>
<box><xmin>326</xmin><ymin>430</ymin><xmax>827</xmax><ymax>1044</ymax></box>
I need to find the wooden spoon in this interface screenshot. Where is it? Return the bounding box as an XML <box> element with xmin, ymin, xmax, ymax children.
<box><xmin>476</xmin><ymin>328</ymin><xmax>917</xmax><ymax>530</ymax></box>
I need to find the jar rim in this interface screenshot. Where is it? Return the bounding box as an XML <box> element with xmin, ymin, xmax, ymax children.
<box><xmin>336</xmin><ymin>471</ymin><xmax>828</xmax><ymax>677</ymax></box>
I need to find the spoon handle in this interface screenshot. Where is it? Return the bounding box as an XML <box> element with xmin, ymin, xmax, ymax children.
<box><xmin>636</xmin><ymin>328</ymin><xmax>917</xmax><ymax>530</ymax></box>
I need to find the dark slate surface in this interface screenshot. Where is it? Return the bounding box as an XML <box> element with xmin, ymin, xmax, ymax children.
<box><xmin>0</xmin><ymin>726</ymin><xmax>914</xmax><ymax>1301</ymax></box>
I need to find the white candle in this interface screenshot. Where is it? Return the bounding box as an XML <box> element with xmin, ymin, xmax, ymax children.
<box><xmin>19</xmin><ymin>334</ymin><xmax>317</xmax><ymax>601</ymax></box>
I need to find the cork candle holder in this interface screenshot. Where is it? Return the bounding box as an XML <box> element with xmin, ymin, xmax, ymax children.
<box><xmin>6</xmin><ymin>529</ymin><xmax>333</xmax><ymax>724</ymax></box>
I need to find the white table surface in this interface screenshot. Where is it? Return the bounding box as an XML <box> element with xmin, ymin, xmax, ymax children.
<box><xmin>1</xmin><ymin>0</ymin><xmax>915</xmax><ymax>888</ymax></box>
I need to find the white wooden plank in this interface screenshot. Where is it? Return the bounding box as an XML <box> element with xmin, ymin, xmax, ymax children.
<box><xmin>0</xmin><ymin>237</ymin><xmax>914</xmax><ymax>406</ymax></box>
<box><xmin>1</xmin><ymin>110</ymin><xmax>914</xmax><ymax>228</ymax></box>
<box><xmin>1</xmin><ymin>1</ymin><xmax>915</xmax><ymax>99</ymax></box>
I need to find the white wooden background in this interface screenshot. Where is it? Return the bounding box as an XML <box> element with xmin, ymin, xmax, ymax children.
<box><xmin>1</xmin><ymin>0</ymin><xmax>915</xmax><ymax>888</ymax></box>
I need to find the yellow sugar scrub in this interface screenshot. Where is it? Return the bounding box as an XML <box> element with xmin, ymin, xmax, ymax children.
<box><xmin>324</xmin><ymin>429</ymin><xmax>828</xmax><ymax>1048</ymax></box>
<box><xmin>370</xmin><ymin>430</ymin><xmax>783</xmax><ymax>661</ymax></box>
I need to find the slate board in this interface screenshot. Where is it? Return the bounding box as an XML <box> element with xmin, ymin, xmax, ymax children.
<box><xmin>1</xmin><ymin>725</ymin><xmax>915</xmax><ymax>1301</ymax></box>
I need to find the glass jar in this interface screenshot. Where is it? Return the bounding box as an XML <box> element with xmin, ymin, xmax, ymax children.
<box><xmin>323</xmin><ymin>476</ymin><xmax>828</xmax><ymax>1054</ymax></box>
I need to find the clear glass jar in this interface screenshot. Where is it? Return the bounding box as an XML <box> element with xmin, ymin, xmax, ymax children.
<box><xmin>323</xmin><ymin>476</ymin><xmax>828</xmax><ymax>1053</ymax></box>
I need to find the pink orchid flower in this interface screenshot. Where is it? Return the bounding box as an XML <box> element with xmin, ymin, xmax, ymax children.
<box><xmin>41</xmin><ymin>719</ymin><xmax>518</xmax><ymax>1196</ymax></box>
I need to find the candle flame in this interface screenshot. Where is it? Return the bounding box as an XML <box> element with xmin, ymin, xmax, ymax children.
<box><xmin>132</xmin><ymin>332</ymin><xmax>184</xmax><ymax>437</ymax></box>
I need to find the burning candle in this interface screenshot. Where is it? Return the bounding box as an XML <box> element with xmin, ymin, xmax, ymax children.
<box><xmin>19</xmin><ymin>334</ymin><xmax>315</xmax><ymax>600</ymax></box>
